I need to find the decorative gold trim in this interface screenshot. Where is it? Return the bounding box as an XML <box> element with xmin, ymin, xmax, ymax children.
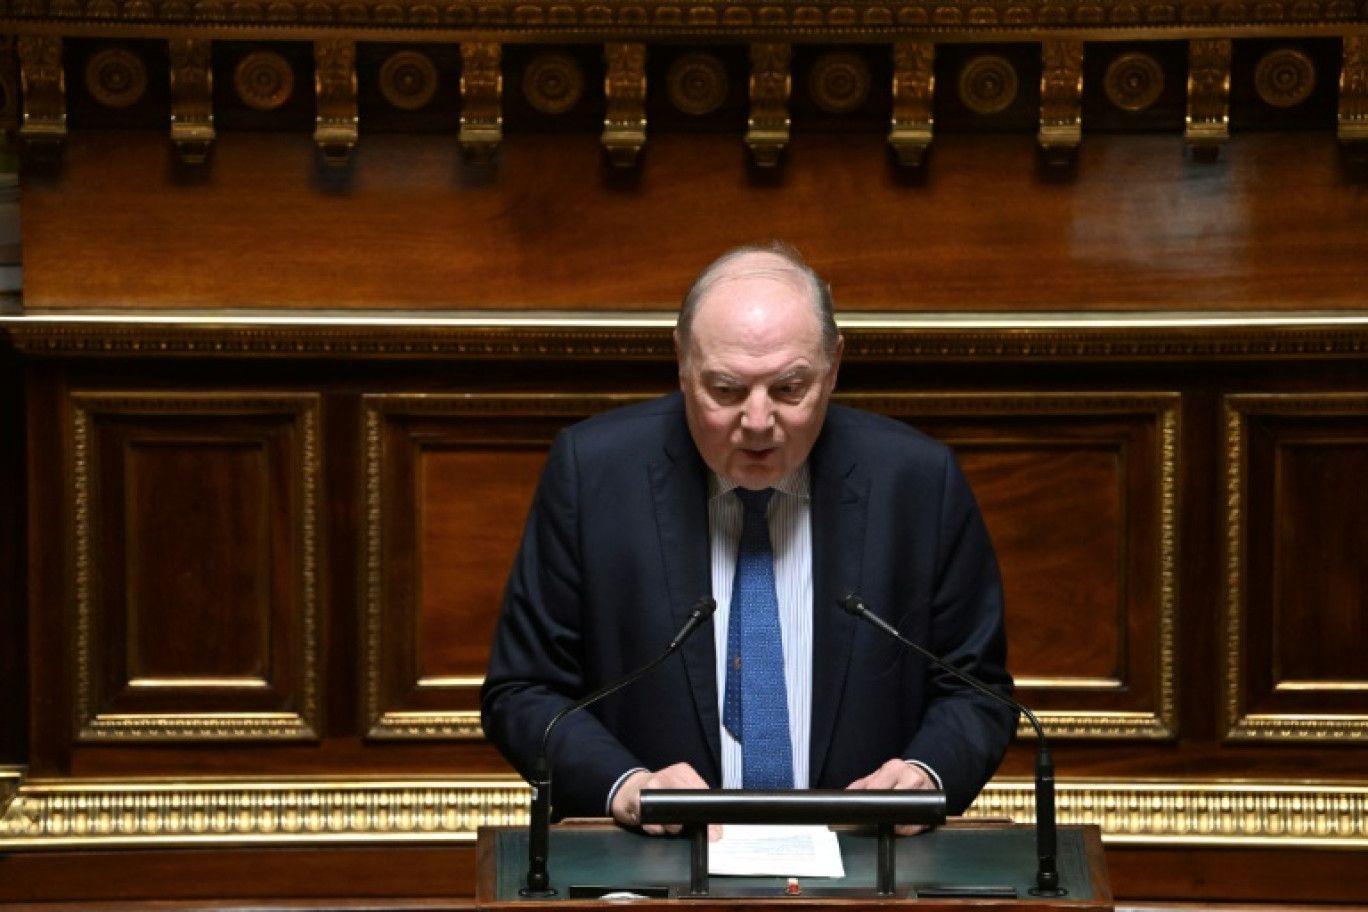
<box><xmin>1254</xmin><ymin>47</ymin><xmax>1316</xmax><ymax>109</ymax></box>
<box><xmin>523</xmin><ymin>51</ymin><xmax>584</xmax><ymax>116</ymax></box>
<box><xmin>746</xmin><ymin>42</ymin><xmax>790</xmax><ymax>167</ymax></box>
<box><xmin>809</xmin><ymin>50</ymin><xmax>871</xmax><ymax>115</ymax></box>
<box><xmin>666</xmin><ymin>52</ymin><xmax>728</xmax><ymax>117</ymax></box>
<box><xmin>1339</xmin><ymin>34</ymin><xmax>1368</xmax><ymax>145</ymax></box>
<box><xmin>603</xmin><ymin>42</ymin><xmax>647</xmax><ymax>168</ymax></box>
<box><xmin>1105</xmin><ymin>52</ymin><xmax>1165</xmax><ymax>113</ymax></box>
<box><xmin>889</xmin><ymin>41</ymin><xmax>934</xmax><ymax>167</ymax></box>
<box><xmin>958</xmin><ymin>53</ymin><xmax>1017</xmax><ymax>116</ymax></box>
<box><xmin>71</xmin><ymin>393</ymin><xmax>322</xmax><ymax>742</ymax></box>
<box><xmin>314</xmin><ymin>38</ymin><xmax>358</xmax><ymax>166</ymax></box>
<box><xmin>459</xmin><ymin>41</ymin><xmax>502</xmax><ymax>164</ymax></box>
<box><xmin>837</xmin><ymin>391</ymin><xmax>1180</xmax><ymax>741</ymax></box>
<box><xmin>1222</xmin><ymin>393</ymin><xmax>1368</xmax><ymax>742</ymax></box>
<box><xmin>17</xmin><ymin>34</ymin><xmax>65</xmax><ymax>153</ymax></box>
<box><xmin>169</xmin><ymin>38</ymin><xmax>215</xmax><ymax>164</ymax></box>
<box><xmin>4</xmin><ymin>0</ymin><xmax>1367</xmax><ymax>37</ymax></box>
<box><xmin>84</xmin><ymin>46</ymin><xmax>147</xmax><ymax>109</ymax></box>
<box><xmin>6</xmin><ymin>312</ymin><xmax>1368</xmax><ymax>360</ymax></box>
<box><xmin>379</xmin><ymin>49</ymin><xmax>439</xmax><ymax>112</ymax></box>
<box><xmin>1039</xmin><ymin>40</ymin><xmax>1083</xmax><ymax>163</ymax></box>
<box><xmin>1</xmin><ymin>772</ymin><xmax>1365</xmax><ymax>849</ymax></box>
<box><xmin>1186</xmin><ymin>38</ymin><xmax>1231</xmax><ymax>159</ymax></box>
<box><xmin>361</xmin><ymin>392</ymin><xmax>653</xmax><ymax>740</ymax></box>
<box><xmin>234</xmin><ymin>49</ymin><xmax>294</xmax><ymax>112</ymax></box>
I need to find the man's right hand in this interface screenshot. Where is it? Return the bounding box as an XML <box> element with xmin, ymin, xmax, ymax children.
<box><xmin>609</xmin><ymin>763</ymin><xmax>719</xmax><ymax>839</ymax></box>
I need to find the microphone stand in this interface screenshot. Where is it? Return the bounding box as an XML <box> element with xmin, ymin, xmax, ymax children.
<box><xmin>838</xmin><ymin>593</ymin><xmax>1065</xmax><ymax>897</ymax></box>
<box><xmin>521</xmin><ymin>595</ymin><xmax>718</xmax><ymax>897</ymax></box>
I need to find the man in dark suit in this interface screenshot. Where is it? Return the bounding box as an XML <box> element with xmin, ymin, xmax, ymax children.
<box><xmin>481</xmin><ymin>243</ymin><xmax>1016</xmax><ymax>834</ymax></box>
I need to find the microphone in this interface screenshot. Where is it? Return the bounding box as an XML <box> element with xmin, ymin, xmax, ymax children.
<box><xmin>522</xmin><ymin>595</ymin><xmax>718</xmax><ymax>897</ymax></box>
<box><xmin>837</xmin><ymin>593</ymin><xmax>1065</xmax><ymax>897</ymax></box>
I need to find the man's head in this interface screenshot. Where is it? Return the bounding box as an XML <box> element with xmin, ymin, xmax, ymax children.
<box><xmin>675</xmin><ymin>242</ymin><xmax>844</xmax><ymax>491</ymax></box>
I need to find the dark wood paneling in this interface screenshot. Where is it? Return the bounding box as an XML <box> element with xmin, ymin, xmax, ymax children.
<box><xmin>68</xmin><ymin>392</ymin><xmax>323</xmax><ymax>742</ymax></box>
<box><xmin>1224</xmin><ymin>394</ymin><xmax>1368</xmax><ymax>742</ymax></box>
<box><xmin>18</xmin><ymin>130</ymin><xmax>1368</xmax><ymax>313</ymax></box>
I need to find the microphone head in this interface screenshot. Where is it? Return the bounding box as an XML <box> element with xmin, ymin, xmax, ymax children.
<box><xmin>838</xmin><ymin>593</ymin><xmax>866</xmax><ymax>617</ymax></box>
<box><xmin>691</xmin><ymin>596</ymin><xmax>718</xmax><ymax>620</ymax></box>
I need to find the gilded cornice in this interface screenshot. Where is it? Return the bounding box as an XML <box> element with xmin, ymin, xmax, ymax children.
<box><xmin>1</xmin><ymin>769</ymin><xmax>1366</xmax><ymax>849</ymax></box>
<box><xmin>0</xmin><ymin>0</ymin><xmax>1365</xmax><ymax>40</ymax></box>
<box><xmin>5</xmin><ymin>312</ymin><xmax>1368</xmax><ymax>360</ymax></box>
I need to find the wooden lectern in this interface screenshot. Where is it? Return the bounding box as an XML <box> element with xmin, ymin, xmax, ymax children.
<box><xmin>477</xmin><ymin>820</ymin><xmax>1113</xmax><ymax>911</ymax></box>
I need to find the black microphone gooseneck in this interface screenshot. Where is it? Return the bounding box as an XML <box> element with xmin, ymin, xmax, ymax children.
<box><xmin>837</xmin><ymin>593</ymin><xmax>1065</xmax><ymax>898</ymax></box>
<box><xmin>521</xmin><ymin>595</ymin><xmax>718</xmax><ymax>897</ymax></box>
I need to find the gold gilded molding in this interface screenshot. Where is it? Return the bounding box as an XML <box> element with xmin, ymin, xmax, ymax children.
<box><xmin>314</xmin><ymin>38</ymin><xmax>358</xmax><ymax>166</ymax></box>
<box><xmin>746</xmin><ymin>42</ymin><xmax>790</xmax><ymax>167</ymax></box>
<box><xmin>362</xmin><ymin>392</ymin><xmax>653</xmax><ymax>740</ymax></box>
<box><xmin>1222</xmin><ymin>393</ymin><xmax>1368</xmax><ymax>743</ymax></box>
<box><xmin>459</xmin><ymin>41</ymin><xmax>502</xmax><ymax>164</ymax></box>
<box><xmin>379</xmin><ymin>49</ymin><xmax>439</xmax><ymax>112</ymax></box>
<box><xmin>2</xmin><ymin>0</ymin><xmax>1366</xmax><ymax>37</ymax></box>
<box><xmin>1</xmin><ymin>773</ymin><xmax>1365</xmax><ymax>849</ymax></box>
<box><xmin>5</xmin><ymin>313</ymin><xmax>1368</xmax><ymax>361</ymax></box>
<box><xmin>17</xmin><ymin>35</ymin><xmax>65</xmax><ymax>154</ymax></box>
<box><xmin>1105</xmin><ymin>52</ymin><xmax>1165</xmax><ymax>113</ymax></box>
<box><xmin>1186</xmin><ymin>38</ymin><xmax>1231</xmax><ymax>160</ymax></box>
<box><xmin>603</xmin><ymin>42</ymin><xmax>647</xmax><ymax>168</ymax></box>
<box><xmin>1339</xmin><ymin>34</ymin><xmax>1368</xmax><ymax>146</ymax></box>
<box><xmin>889</xmin><ymin>41</ymin><xmax>934</xmax><ymax>167</ymax></box>
<box><xmin>71</xmin><ymin>393</ymin><xmax>322</xmax><ymax>742</ymax></box>
<box><xmin>1254</xmin><ymin>48</ymin><xmax>1316</xmax><ymax>109</ymax></box>
<box><xmin>84</xmin><ymin>46</ymin><xmax>147</xmax><ymax>109</ymax></box>
<box><xmin>523</xmin><ymin>51</ymin><xmax>584</xmax><ymax>116</ymax></box>
<box><xmin>234</xmin><ymin>49</ymin><xmax>294</xmax><ymax>111</ymax></box>
<box><xmin>1039</xmin><ymin>40</ymin><xmax>1083</xmax><ymax>165</ymax></box>
<box><xmin>959</xmin><ymin>54</ymin><xmax>1018</xmax><ymax>116</ymax></box>
<box><xmin>836</xmin><ymin>391</ymin><xmax>1180</xmax><ymax>741</ymax></box>
<box><xmin>666</xmin><ymin>52</ymin><xmax>728</xmax><ymax>117</ymax></box>
<box><xmin>169</xmin><ymin>38</ymin><xmax>215</xmax><ymax>164</ymax></box>
<box><xmin>809</xmin><ymin>50</ymin><xmax>871</xmax><ymax>115</ymax></box>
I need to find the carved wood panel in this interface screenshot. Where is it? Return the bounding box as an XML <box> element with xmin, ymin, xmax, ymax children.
<box><xmin>1223</xmin><ymin>393</ymin><xmax>1368</xmax><ymax>742</ymax></box>
<box><xmin>70</xmin><ymin>392</ymin><xmax>322</xmax><ymax>742</ymax></box>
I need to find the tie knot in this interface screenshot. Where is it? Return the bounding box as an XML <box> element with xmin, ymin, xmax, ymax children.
<box><xmin>735</xmin><ymin>487</ymin><xmax>774</xmax><ymax>516</ymax></box>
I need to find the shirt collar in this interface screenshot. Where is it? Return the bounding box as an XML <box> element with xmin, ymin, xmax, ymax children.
<box><xmin>709</xmin><ymin>464</ymin><xmax>811</xmax><ymax>501</ymax></box>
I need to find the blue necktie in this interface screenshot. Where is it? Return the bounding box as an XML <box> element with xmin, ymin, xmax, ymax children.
<box><xmin>722</xmin><ymin>487</ymin><xmax>794</xmax><ymax>789</ymax></box>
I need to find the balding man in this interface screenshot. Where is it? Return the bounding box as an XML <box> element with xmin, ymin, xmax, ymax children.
<box><xmin>481</xmin><ymin>242</ymin><xmax>1016</xmax><ymax>836</ymax></box>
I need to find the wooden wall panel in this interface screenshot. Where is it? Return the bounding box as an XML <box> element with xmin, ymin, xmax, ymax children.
<box><xmin>70</xmin><ymin>392</ymin><xmax>322</xmax><ymax>742</ymax></box>
<box><xmin>1223</xmin><ymin>394</ymin><xmax>1368</xmax><ymax>742</ymax></box>
<box><xmin>362</xmin><ymin>394</ymin><xmax>644</xmax><ymax>740</ymax></box>
<box><xmin>841</xmin><ymin>393</ymin><xmax>1178</xmax><ymax>740</ymax></box>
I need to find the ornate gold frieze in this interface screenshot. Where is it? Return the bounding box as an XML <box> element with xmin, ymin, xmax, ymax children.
<box><xmin>314</xmin><ymin>38</ymin><xmax>358</xmax><ymax>166</ymax></box>
<box><xmin>1</xmin><ymin>0</ymin><xmax>1366</xmax><ymax>36</ymax></box>
<box><xmin>809</xmin><ymin>50</ymin><xmax>871</xmax><ymax>115</ymax></box>
<box><xmin>1186</xmin><ymin>37</ymin><xmax>1231</xmax><ymax>159</ymax></box>
<box><xmin>1105</xmin><ymin>51</ymin><xmax>1165</xmax><ymax>113</ymax></box>
<box><xmin>1340</xmin><ymin>34</ymin><xmax>1368</xmax><ymax>146</ymax></box>
<box><xmin>459</xmin><ymin>41</ymin><xmax>501</xmax><ymax>163</ymax></box>
<box><xmin>1038</xmin><ymin>40</ymin><xmax>1083</xmax><ymax>164</ymax></box>
<box><xmin>1254</xmin><ymin>47</ymin><xmax>1316</xmax><ymax>109</ymax></box>
<box><xmin>378</xmin><ymin>48</ymin><xmax>439</xmax><ymax>111</ymax></box>
<box><xmin>169</xmin><ymin>38</ymin><xmax>215</xmax><ymax>164</ymax></box>
<box><xmin>889</xmin><ymin>41</ymin><xmax>934</xmax><ymax>166</ymax></box>
<box><xmin>666</xmin><ymin>51</ymin><xmax>728</xmax><ymax>117</ymax></box>
<box><xmin>16</xmin><ymin>34</ymin><xmax>65</xmax><ymax>154</ymax></box>
<box><xmin>84</xmin><ymin>46</ymin><xmax>147</xmax><ymax>109</ymax></box>
<box><xmin>0</xmin><ymin>772</ymin><xmax>1365</xmax><ymax>849</ymax></box>
<box><xmin>234</xmin><ymin>49</ymin><xmax>294</xmax><ymax>111</ymax></box>
<box><xmin>70</xmin><ymin>392</ymin><xmax>323</xmax><ymax>742</ymax></box>
<box><xmin>523</xmin><ymin>51</ymin><xmax>584</xmax><ymax>115</ymax></box>
<box><xmin>746</xmin><ymin>42</ymin><xmax>790</xmax><ymax>167</ymax></box>
<box><xmin>603</xmin><ymin>42</ymin><xmax>647</xmax><ymax>167</ymax></box>
<box><xmin>958</xmin><ymin>53</ymin><xmax>1017</xmax><ymax>116</ymax></box>
<box><xmin>5</xmin><ymin>314</ymin><xmax>1368</xmax><ymax>360</ymax></box>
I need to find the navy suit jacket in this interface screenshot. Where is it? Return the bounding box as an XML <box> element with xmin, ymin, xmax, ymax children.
<box><xmin>481</xmin><ymin>392</ymin><xmax>1016</xmax><ymax>819</ymax></box>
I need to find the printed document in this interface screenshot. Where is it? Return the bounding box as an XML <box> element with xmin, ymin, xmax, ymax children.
<box><xmin>708</xmin><ymin>825</ymin><xmax>845</xmax><ymax>878</ymax></box>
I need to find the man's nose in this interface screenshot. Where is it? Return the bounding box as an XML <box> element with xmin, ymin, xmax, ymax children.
<box><xmin>739</xmin><ymin>389</ymin><xmax>774</xmax><ymax>430</ymax></box>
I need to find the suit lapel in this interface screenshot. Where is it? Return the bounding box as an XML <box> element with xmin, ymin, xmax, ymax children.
<box><xmin>807</xmin><ymin>424</ymin><xmax>869</xmax><ymax>786</ymax></box>
<box><xmin>647</xmin><ymin>407</ymin><xmax>722</xmax><ymax>780</ymax></box>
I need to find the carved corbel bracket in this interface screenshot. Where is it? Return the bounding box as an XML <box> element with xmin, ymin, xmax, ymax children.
<box><xmin>1039</xmin><ymin>40</ymin><xmax>1083</xmax><ymax>167</ymax></box>
<box><xmin>889</xmin><ymin>42</ymin><xmax>934</xmax><ymax>167</ymax></box>
<box><xmin>1186</xmin><ymin>39</ymin><xmax>1231</xmax><ymax>162</ymax></box>
<box><xmin>603</xmin><ymin>43</ymin><xmax>647</xmax><ymax>168</ymax></box>
<box><xmin>1339</xmin><ymin>35</ymin><xmax>1368</xmax><ymax>155</ymax></box>
<box><xmin>314</xmin><ymin>39</ymin><xmax>358</xmax><ymax>167</ymax></box>
<box><xmin>747</xmin><ymin>43</ymin><xmax>790</xmax><ymax>168</ymax></box>
<box><xmin>169</xmin><ymin>39</ymin><xmax>215</xmax><ymax>165</ymax></box>
<box><xmin>459</xmin><ymin>42</ymin><xmax>502</xmax><ymax>165</ymax></box>
<box><xmin>17</xmin><ymin>35</ymin><xmax>66</xmax><ymax>159</ymax></box>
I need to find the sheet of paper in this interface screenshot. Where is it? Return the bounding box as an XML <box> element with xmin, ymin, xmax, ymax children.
<box><xmin>708</xmin><ymin>824</ymin><xmax>846</xmax><ymax>878</ymax></box>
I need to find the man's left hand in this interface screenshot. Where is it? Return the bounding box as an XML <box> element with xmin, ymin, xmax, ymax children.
<box><xmin>845</xmin><ymin>758</ymin><xmax>936</xmax><ymax>836</ymax></box>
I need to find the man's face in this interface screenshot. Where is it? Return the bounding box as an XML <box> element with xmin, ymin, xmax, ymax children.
<box><xmin>677</xmin><ymin>264</ymin><xmax>843</xmax><ymax>491</ymax></box>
